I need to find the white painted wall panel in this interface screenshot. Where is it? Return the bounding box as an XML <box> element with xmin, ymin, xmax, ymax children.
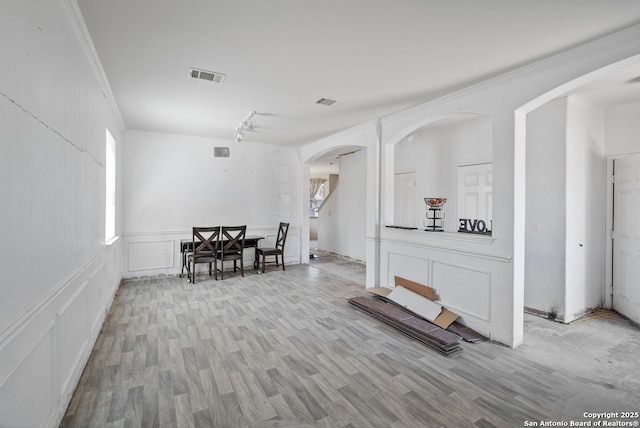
<box><xmin>0</xmin><ymin>323</ymin><xmax>56</xmax><ymax>428</ymax></box>
<box><xmin>128</xmin><ymin>240</ymin><xmax>174</xmax><ymax>271</ymax></box>
<box><xmin>379</xmin><ymin>236</ymin><xmax>508</xmax><ymax>342</ymax></box>
<box><xmin>565</xmin><ymin>97</ymin><xmax>606</xmax><ymax>321</ymax></box>
<box><xmin>605</xmin><ymin>101</ymin><xmax>640</xmax><ymax>156</ymax></box>
<box><xmin>431</xmin><ymin>260</ymin><xmax>491</xmax><ymax>321</ymax></box>
<box><xmin>56</xmin><ymin>282</ymin><xmax>89</xmax><ymax>396</ymax></box>
<box><xmin>0</xmin><ymin>2</ymin><xmax>124</xmax><ymax>426</ymax></box>
<box><xmin>387</xmin><ymin>252</ymin><xmax>430</xmax><ymax>286</ymax></box>
<box><xmin>524</xmin><ymin>99</ymin><xmax>567</xmax><ymax>318</ymax></box>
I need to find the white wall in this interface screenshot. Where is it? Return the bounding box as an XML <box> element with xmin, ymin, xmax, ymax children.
<box><xmin>525</xmin><ymin>98</ymin><xmax>568</xmax><ymax>318</ymax></box>
<box><xmin>0</xmin><ymin>1</ymin><xmax>124</xmax><ymax>426</ymax></box>
<box><xmin>605</xmin><ymin>101</ymin><xmax>640</xmax><ymax>156</ymax></box>
<box><xmin>121</xmin><ymin>130</ymin><xmax>302</xmax><ymax>278</ymax></box>
<box><xmin>525</xmin><ymin>97</ymin><xmax>607</xmax><ymax>323</ymax></box>
<box><xmin>317</xmin><ymin>150</ymin><xmax>367</xmax><ymax>261</ymax></box>
<box><xmin>565</xmin><ymin>97</ymin><xmax>606</xmax><ymax>321</ymax></box>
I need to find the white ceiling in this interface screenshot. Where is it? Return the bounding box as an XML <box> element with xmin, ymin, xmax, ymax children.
<box><xmin>77</xmin><ymin>0</ymin><xmax>640</xmax><ymax>148</ymax></box>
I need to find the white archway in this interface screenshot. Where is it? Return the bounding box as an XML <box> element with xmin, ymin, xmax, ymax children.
<box><xmin>299</xmin><ymin>121</ymin><xmax>380</xmax><ymax>287</ymax></box>
<box><xmin>513</xmin><ymin>54</ymin><xmax>640</xmax><ymax>333</ymax></box>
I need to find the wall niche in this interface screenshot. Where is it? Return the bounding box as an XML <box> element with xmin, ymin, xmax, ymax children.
<box><xmin>393</xmin><ymin>114</ymin><xmax>493</xmax><ymax>233</ymax></box>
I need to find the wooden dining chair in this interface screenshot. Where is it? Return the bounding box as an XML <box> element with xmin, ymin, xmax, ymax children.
<box><xmin>187</xmin><ymin>226</ymin><xmax>220</xmax><ymax>283</ymax></box>
<box><xmin>256</xmin><ymin>222</ymin><xmax>289</xmax><ymax>274</ymax></box>
<box><xmin>216</xmin><ymin>225</ymin><xmax>246</xmax><ymax>279</ymax></box>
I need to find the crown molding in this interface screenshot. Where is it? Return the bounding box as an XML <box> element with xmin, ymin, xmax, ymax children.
<box><xmin>381</xmin><ymin>23</ymin><xmax>640</xmax><ymax>128</ymax></box>
<box><xmin>59</xmin><ymin>0</ymin><xmax>125</xmax><ymax>131</ymax></box>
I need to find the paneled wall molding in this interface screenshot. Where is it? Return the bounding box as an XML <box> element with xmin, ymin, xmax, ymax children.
<box><xmin>430</xmin><ymin>259</ymin><xmax>492</xmax><ymax>322</ymax></box>
<box><xmin>0</xmin><ymin>246</ymin><xmax>106</xmax><ymax>349</ymax></box>
<box><xmin>123</xmin><ymin>225</ymin><xmax>295</xmax><ymax>238</ymax></box>
<box><xmin>381</xmin><ymin>237</ymin><xmax>511</xmax><ymax>263</ymax></box>
<box><xmin>0</xmin><ymin>320</ymin><xmax>55</xmax><ymax>389</ymax></box>
<box><xmin>121</xmin><ymin>226</ymin><xmax>301</xmax><ymax>278</ymax></box>
<box><xmin>0</xmin><ymin>240</ymin><xmax>122</xmax><ymax>427</ymax></box>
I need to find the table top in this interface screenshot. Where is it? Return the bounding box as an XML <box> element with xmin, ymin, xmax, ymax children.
<box><xmin>180</xmin><ymin>234</ymin><xmax>264</xmax><ymax>243</ymax></box>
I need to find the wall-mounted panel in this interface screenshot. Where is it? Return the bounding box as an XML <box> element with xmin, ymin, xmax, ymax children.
<box><xmin>431</xmin><ymin>260</ymin><xmax>491</xmax><ymax>321</ymax></box>
<box><xmin>387</xmin><ymin>252</ymin><xmax>429</xmax><ymax>286</ymax></box>
<box><xmin>0</xmin><ymin>322</ymin><xmax>55</xmax><ymax>428</ymax></box>
<box><xmin>128</xmin><ymin>240</ymin><xmax>174</xmax><ymax>271</ymax></box>
<box><xmin>56</xmin><ymin>281</ymin><xmax>89</xmax><ymax>396</ymax></box>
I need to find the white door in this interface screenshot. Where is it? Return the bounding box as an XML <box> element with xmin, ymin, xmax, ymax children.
<box><xmin>612</xmin><ymin>153</ymin><xmax>640</xmax><ymax>324</ymax></box>
<box><xmin>394</xmin><ymin>172</ymin><xmax>416</xmax><ymax>227</ymax></box>
<box><xmin>457</xmin><ymin>163</ymin><xmax>493</xmax><ymax>232</ymax></box>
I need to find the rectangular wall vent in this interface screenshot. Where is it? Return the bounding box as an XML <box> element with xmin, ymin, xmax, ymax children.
<box><xmin>316</xmin><ymin>97</ymin><xmax>338</xmax><ymax>106</ymax></box>
<box><xmin>214</xmin><ymin>147</ymin><xmax>230</xmax><ymax>158</ymax></box>
<box><xmin>190</xmin><ymin>68</ymin><xmax>226</xmax><ymax>84</ymax></box>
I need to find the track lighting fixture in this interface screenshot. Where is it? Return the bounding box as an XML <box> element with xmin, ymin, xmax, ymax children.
<box><xmin>234</xmin><ymin>111</ymin><xmax>257</xmax><ymax>142</ymax></box>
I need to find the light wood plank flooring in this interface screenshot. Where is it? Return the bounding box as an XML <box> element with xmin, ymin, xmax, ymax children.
<box><xmin>61</xmin><ymin>255</ymin><xmax>640</xmax><ymax>427</ymax></box>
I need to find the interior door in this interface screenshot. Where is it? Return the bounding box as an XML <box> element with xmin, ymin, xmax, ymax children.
<box><xmin>612</xmin><ymin>153</ymin><xmax>640</xmax><ymax>324</ymax></box>
<box><xmin>457</xmin><ymin>163</ymin><xmax>493</xmax><ymax>229</ymax></box>
<box><xmin>394</xmin><ymin>172</ymin><xmax>416</xmax><ymax>227</ymax></box>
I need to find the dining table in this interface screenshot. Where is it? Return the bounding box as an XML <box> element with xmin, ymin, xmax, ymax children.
<box><xmin>179</xmin><ymin>234</ymin><xmax>264</xmax><ymax>277</ymax></box>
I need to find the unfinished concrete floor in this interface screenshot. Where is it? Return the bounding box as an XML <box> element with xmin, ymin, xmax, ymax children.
<box><xmin>518</xmin><ymin>310</ymin><xmax>640</xmax><ymax>421</ymax></box>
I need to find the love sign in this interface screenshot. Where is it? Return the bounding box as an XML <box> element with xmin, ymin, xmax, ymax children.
<box><xmin>458</xmin><ymin>218</ymin><xmax>492</xmax><ymax>235</ymax></box>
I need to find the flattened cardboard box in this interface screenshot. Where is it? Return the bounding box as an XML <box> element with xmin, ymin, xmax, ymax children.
<box><xmin>366</xmin><ymin>276</ymin><xmax>458</xmax><ymax>329</ymax></box>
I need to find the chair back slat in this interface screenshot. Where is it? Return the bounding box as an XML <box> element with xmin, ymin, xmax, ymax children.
<box><xmin>193</xmin><ymin>226</ymin><xmax>220</xmax><ymax>255</ymax></box>
<box><xmin>220</xmin><ymin>225</ymin><xmax>246</xmax><ymax>254</ymax></box>
<box><xmin>276</xmin><ymin>222</ymin><xmax>289</xmax><ymax>250</ymax></box>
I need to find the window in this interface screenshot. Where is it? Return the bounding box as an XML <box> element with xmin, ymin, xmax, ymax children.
<box><xmin>309</xmin><ymin>178</ymin><xmax>326</xmax><ymax>217</ymax></box>
<box><xmin>105</xmin><ymin>129</ymin><xmax>116</xmax><ymax>242</ymax></box>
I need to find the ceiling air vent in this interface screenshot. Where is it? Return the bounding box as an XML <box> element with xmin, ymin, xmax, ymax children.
<box><xmin>214</xmin><ymin>147</ymin><xmax>230</xmax><ymax>158</ymax></box>
<box><xmin>190</xmin><ymin>68</ymin><xmax>226</xmax><ymax>84</ymax></box>
<box><xmin>316</xmin><ymin>97</ymin><xmax>338</xmax><ymax>106</ymax></box>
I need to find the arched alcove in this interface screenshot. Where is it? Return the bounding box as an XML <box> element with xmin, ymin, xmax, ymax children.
<box><xmin>384</xmin><ymin>113</ymin><xmax>494</xmax><ymax>232</ymax></box>
<box><xmin>299</xmin><ymin>121</ymin><xmax>380</xmax><ymax>286</ymax></box>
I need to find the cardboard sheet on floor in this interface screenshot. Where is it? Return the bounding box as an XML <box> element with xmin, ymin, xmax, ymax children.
<box><xmin>393</xmin><ymin>276</ymin><xmax>486</xmax><ymax>341</ymax></box>
<box><xmin>385</xmin><ymin>277</ymin><xmax>458</xmax><ymax>329</ymax></box>
<box><xmin>394</xmin><ymin>276</ymin><xmax>439</xmax><ymax>300</ymax></box>
<box><xmin>366</xmin><ymin>285</ymin><xmax>458</xmax><ymax>329</ymax></box>
<box><xmin>387</xmin><ymin>286</ymin><xmax>443</xmax><ymax>323</ymax></box>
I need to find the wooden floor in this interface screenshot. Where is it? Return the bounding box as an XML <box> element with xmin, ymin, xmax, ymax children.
<box><xmin>61</xmin><ymin>254</ymin><xmax>640</xmax><ymax>427</ymax></box>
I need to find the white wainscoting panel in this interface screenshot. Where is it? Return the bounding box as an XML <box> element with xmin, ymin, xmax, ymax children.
<box><xmin>431</xmin><ymin>260</ymin><xmax>492</xmax><ymax>321</ymax></box>
<box><xmin>56</xmin><ymin>281</ymin><xmax>89</xmax><ymax>397</ymax></box>
<box><xmin>128</xmin><ymin>240</ymin><xmax>174</xmax><ymax>271</ymax></box>
<box><xmin>122</xmin><ymin>227</ymin><xmax>301</xmax><ymax>278</ymax></box>
<box><xmin>0</xmin><ymin>240</ymin><xmax>122</xmax><ymax>428</ymax></box>
<box><xmin>387</xmin><ymin>252</ymin><xmax>430</xmax><ymax>285</ymax></box>
<box><xmin>0</xmin><ymin>321</ymin><xmax>55</xmax><ymax>428</ymax></box>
